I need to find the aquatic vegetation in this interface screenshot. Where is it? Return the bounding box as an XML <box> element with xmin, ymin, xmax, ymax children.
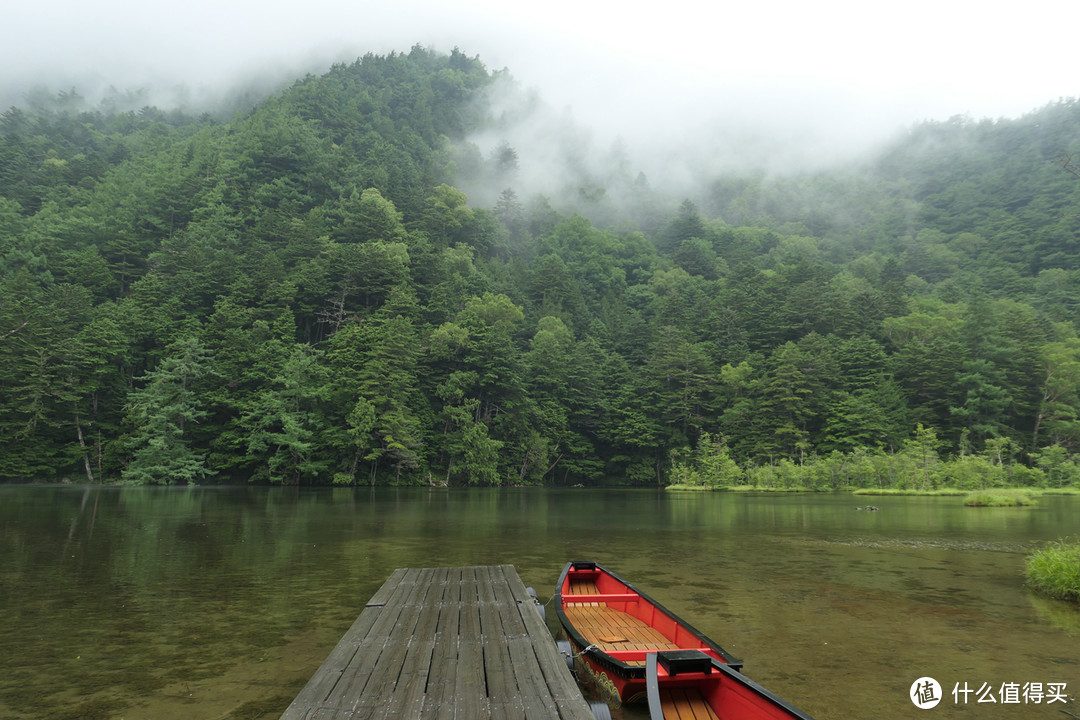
<box><xmin>1026</xmin><ymin>539</ymin><xmax>1080</xmax><ymax>603</ymax></box>
<box><xmin>853</xmin><ymin>488</ymin><xmax>967</xmax><ymax>496</ymax></box>
<box><xmin>963</xmin><ymin>490</ymin><xmax>1036</xmax><ymax>507</ymax></box>
<box><xmin>1028</xmin><ymin>594</ymin><xmax>1080</xmax><ymax>635</ymax></box>
<box><xmin>665</xmin><ymin>484</ymin><xmax>816</xmax><ymax>492</ymax></box>
<box><xmin>665</xmin><ymin>484</ymin><xmax>720</xmax><ymax>492</ymax></box>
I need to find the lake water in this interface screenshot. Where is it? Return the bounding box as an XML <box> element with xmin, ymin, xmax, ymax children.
<box><xmin>0</xmin><ymin>486</ymin><xmax>1077</xmax><ymax>719</ymax></box>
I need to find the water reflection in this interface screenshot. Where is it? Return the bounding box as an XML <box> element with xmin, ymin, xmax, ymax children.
<box><xmin>0</xmin><ymin>487</ymin><xmax>1077</xmax><ymax>719</ymax></box>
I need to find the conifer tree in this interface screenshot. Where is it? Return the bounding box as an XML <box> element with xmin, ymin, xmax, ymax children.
<box><xmin>123</xmin><ymin>337</ymin><xmax>214</xmax><ymax>485</ymax></box>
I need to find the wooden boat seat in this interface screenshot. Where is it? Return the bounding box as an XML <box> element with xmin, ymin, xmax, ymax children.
<box><xmin>658</xmin><ymin>688</ymin><xmax>720</xmax><ymax>720</ymax></box>
<box><xmin>569</xmin><ymin>578</ymin><xmax>601</xmax><ymax>595</ymax></box>
<box><xmin>562</xmin><ymin>604</ymin><xmax>680</xmax><ymax>662</ymax></box>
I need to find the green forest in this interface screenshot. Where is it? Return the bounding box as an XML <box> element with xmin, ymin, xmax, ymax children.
<box><xmin>2</xmin><ymin>46</ymin><xmax>1080</xmax><ymax>488</ymax></box>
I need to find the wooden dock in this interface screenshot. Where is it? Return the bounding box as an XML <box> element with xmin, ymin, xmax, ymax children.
<box><xmin>279</xmin><ymin>565</ymin><xmax>596</xmax><ymax>720</ymax></box>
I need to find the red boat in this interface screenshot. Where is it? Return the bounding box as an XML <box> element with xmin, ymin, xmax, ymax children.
<box><xmin>646</xmin><ymin>650</ymin><xmax>816</xmax><ymax>720</ymax></box>
<box><xmin>555</xmin><ymin>561</ymin><xmax>742</xmax><ymax>706</ymax></box>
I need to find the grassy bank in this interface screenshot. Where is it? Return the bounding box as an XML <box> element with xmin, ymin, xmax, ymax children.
<box><xmin>852</xmin><ymin>488</ymin><xmax>968</xmax><ymax>496</ymax></box>
<box><xmin>963</xmin><ymin>489</ymin><xmax>1036</xmax><ymax>506</ymax></box>
<box><xmin>1026</xmin><ymin>539</ymin><xmax>1080</xmax><ymax>603</ymax></box>
<box><xmin>853</xmin><ymin>487</ymin><xmax>1079</xmax><ymax>498</ymax></box>
<box><xmin>664</xmin><ymin>484</ymin><xmax>816</xmax><ymax>492</ymax></box>
<box><xmin>669</xmin><ymin>486</ymin><xmax>1075</xmax><ymax>497</ymax></box>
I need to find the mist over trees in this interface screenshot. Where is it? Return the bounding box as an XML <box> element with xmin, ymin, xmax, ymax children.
<box><xmin>2</xmin><ymin>46</ymin><xmax>1079</xmax><ymax>487</ymax></box>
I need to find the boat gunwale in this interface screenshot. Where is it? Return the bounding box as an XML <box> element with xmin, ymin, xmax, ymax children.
<box><xmin>554</xmin><ymin>560</ymin><xmax>742</xmax><ymax>682</ymax></box>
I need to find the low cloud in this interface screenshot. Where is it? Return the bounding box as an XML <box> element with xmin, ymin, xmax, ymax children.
<box><xmin>3</xmin><ymin>0</ymin><xmax>1075</xmax><ymax>211</ymax></box>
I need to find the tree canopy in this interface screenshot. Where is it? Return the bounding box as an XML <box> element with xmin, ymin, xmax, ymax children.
<box><xmin>2</xmin><ymin>48</ymin><xmax>1080</xmax><ymax>487</ymax></box>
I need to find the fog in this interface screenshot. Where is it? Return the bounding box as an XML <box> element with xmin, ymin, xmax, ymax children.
<box><xmin>4</xmin><ymin>0</ymin><xmax>1077</xmax><ymax>199</ymax></box>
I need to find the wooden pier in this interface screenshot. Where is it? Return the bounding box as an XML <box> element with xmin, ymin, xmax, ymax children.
<box><xmin>279</xmin><ymin>565</ymin><xmax>595</xmax><ymax>720</ymax></box>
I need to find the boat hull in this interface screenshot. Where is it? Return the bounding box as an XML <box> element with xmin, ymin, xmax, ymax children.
<box><xmin>555</xmin><ymin>561</ymin><xmax>741</xmax><ymax>706</ymax></box>
<box><xmin>565</xmin><ymin>633</ymin><xmax>647</xmax><ymax>704</ymax></box>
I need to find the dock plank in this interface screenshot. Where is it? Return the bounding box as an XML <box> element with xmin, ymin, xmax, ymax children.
<box><xmin>279</xmin><ymin>568</ymin><xmax>420</xmax><ymax>717</ymax></box>
<box><xmin>451</xmin><ymin>567</ymin><xmax>491</xmax><ymax>719</ymax></box>
<box><xmin>281</xmin><ymin>565</ymin><xmax>590</xmax><ymax>720</ymax></box>
<box><xmin>509</xmin><ymin>571</ymin><xmax>589</xmax><ymax>715</ymax></box>
<box><xmin>487</xmin><ymin>566</ymin><xmax>559</xmax><ymax>720</ymax></box>
<box><xmin>365</xmin><ymin>567</ymin><xmax>446</xmax><ymax>720</ymax></box>
<box><xmin>366</xmin><ymin>567</ymin><xmax>409</xmax><ymax>607</ymax></box>
<box><xmin>352</xmin><ymin>567</ymin><xmax>442</xmax><ymax>719</ymax></box>
<box><xmin>422</xmin><ymin>569</ymin><xmax>486</xmax><ymax>720</ymax></box>
<box><xmin>336</xmin><ymin>568</ymin><xmax>436</xmax><ymax>718</ymax></box>
<box><xmin>476</xmin><ymin>566</ymin><xmax>525</xmax><ymax>720</ymax></box>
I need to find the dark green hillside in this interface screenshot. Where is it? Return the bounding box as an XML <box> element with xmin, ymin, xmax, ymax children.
<box><xmin>703</xmin><ymin>102</ymin><xmax>1080</xmax><ymax>300</ymax></box>
<box><xmin>1</xmin><ymin>48</ymin><xmax>1078</xmax><ymax>488</ymax></box>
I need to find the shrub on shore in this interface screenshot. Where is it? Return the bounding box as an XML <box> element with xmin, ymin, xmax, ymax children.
<box><xmin>664</xmin><ymin>484</ymin><xmax>815</xmax><ymax>492</ymax></box>
<box><xmin>1026</xmin><ymin>539</ymin><xmax>1080</xmax><ymax>603</ymax></box>
<box><xmin>964</xmin><ymin>490</ymin><xmax>1035</xmax><ymax>506</ymax></box>
<box><xmin>853</xmin><ymin>488</ymin><xmax>967</xmax><ymax>496</ymax></box>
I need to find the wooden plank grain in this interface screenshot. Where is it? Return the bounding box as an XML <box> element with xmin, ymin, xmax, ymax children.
<box><xmin>477</xmin><ymin>567</ymin><xmax>525</xmax><ymax>719</ymax></box>
<box><xmin>287</xmin><ymin>568</ymin><xmax>424</xmax><ymax>720</ymax></box>
<box><xmin>487</xmin><ymin>567</ymin><xmax>559</xmax><ymax>720</ymax></box>
<box><xmin>376</xmin><ymin>567</ymin><xmax>452</xmax><ymax>720</ymax></box>
<box><xmin>281</xmin><ymin>566</ymin><xmax>591</xmax><ymax>720</ymax></box>
<box><xmin>337</xmin><ymin>569</ymin><xmax>435</xmax><ymax>717</ymax></box>
<box><xmin>277</xmin><ymin>607</ymin><xmax>382</xmax><ymax>718</ymax></box>
<box><xmin>367</xmin><ymin>568</ymin><xmax>409</xmax><ymax>607</ymax></box>
<box><xmin>454</xmin><ymin>567</ymin><xmax>492</xmax><ymax>719</ymax></box>
<box><xmin>420</xmin><ymin>572</ymin><xmax>479</xmax><ymax>720</ymax></box>
<box><xmin>346</xmin><ymin>568</ymin><xmax>438</xmax><ymax>719</ymax></box>
<box><xmin>279</xmin><ymin>569</ymin><xmax>417</xmax><ymax>719</ymax></box>
<box><xmin>505</xmin><ymin>567</ymin><xmax>595</xmax><ymax>720</ymax></box>
<box><xmin>418</xmin><ymin>567</ymin><xmax>462</xmax><ymax>708</ymax></box>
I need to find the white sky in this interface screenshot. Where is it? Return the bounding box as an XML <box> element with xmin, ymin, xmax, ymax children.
<box><xmin>3</xmin><ymin>0</ymin><xmax>1077</xmax><ymax>162</ymax></box>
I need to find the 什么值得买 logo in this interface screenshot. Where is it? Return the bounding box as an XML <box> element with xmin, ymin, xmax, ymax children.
<box><xmin>911</xmin><ymin>677</ymin><xmax>942</xmax><ymax>709</ymax></box>
<box><xmin>911</xmin><ymin>677</ymin><xmax>1070</xmax><ymax>709</ymax></box>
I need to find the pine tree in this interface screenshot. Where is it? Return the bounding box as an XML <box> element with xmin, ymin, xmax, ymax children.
<box><xmin>239</xmin><ymin>346</ymin><xmax>330</xmax><ymax>484</ymax></box>
<box><xmin>123</xmin><ymin>337</ymin><xmax>214</xmax><ymax>485</ymax></box>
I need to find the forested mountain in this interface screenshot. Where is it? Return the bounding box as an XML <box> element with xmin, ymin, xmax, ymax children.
<box><xmin>2</xmin><ymin>47</ymin><xmax>1079</xmax><ymax>487</ymax></box>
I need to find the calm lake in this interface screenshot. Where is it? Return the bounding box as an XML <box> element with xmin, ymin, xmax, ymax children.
<box><xmin>0</xmin><ymin>486</ymin><xmax>1077</xmax><ymax>720</ymax></box>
